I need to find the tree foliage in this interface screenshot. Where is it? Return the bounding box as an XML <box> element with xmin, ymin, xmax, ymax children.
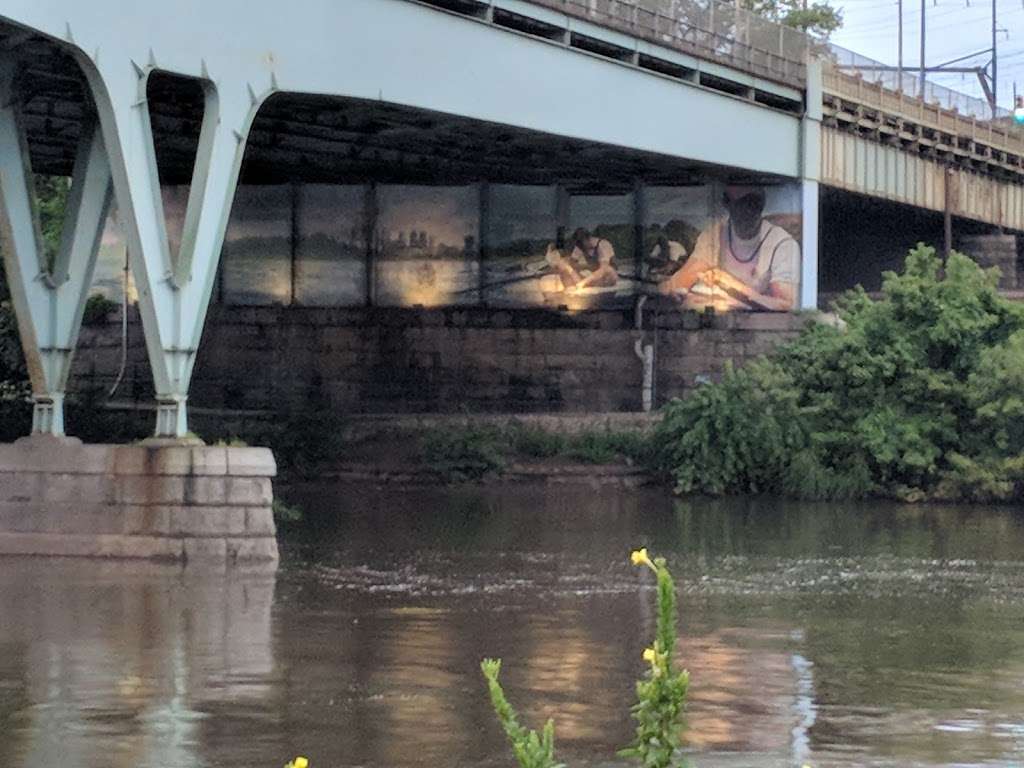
<box><xmin>750</xmin><ymin>0</ymin><xmax>843</xmax><ymax>37</ymax></box>
<box><xmin>654</xmin><ymin>245</ymin><xmax>1024</xmax><ymax>502</ymax></box>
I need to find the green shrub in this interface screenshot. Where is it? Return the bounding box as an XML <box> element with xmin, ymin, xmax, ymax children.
<box><xmin>272</xmin><ymin>498</ymin><xmax>304</xmax><ymax>524</ymax></box>
<box><xmin>653</xmin><ymin>359</ymin><xmax>808</xmax><ymax>495</ymax></box>
<box><xmin>422</xmin><ymin>426</ymin><xmax>506</xmax><ymax>482</ymax></box>
<box><xmin>510</xmin><ymin>425</ymin><xmax>566</xmax><ymax>458</ymax></box>
<box><xmin>565</xmin><ymin>430</ymin><xmax>620</xmax><ymax>464</ymax></box>
<box><xmin>655</xmin><ymin>245</ymin><xmax>1024</xmax><ymax>501</ymax></box>
<box><xmin>81</xmin><ymin>294</ymin><xmax>120</xmax><ymax>326</ymax></box>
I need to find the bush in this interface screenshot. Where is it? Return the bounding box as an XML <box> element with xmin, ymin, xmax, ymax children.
<box><xmin>653</xmin><ymin>359</ymin><xmax>809</xmax><ymax>495</ymax></box>
<box><xmin>81</xmin><ymin>294</ymin><xmax>120</xmax><ymax>326</ymax></box>
<box><xmin>422</xmin><ymin>426</ymin><xmax>506</xmax><ymax>481</ymax></box>
<box><xmin>654</xmin><ymin>245</ymin><xmax>1024</xmax><ymax>502</ymax></box>
<box><xmin>510</xmin><ymin>425</ymin><xmax>566</xmax><ymax>459</ymax></box>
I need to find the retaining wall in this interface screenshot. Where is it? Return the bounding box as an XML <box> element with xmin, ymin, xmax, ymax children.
<box><xmin>70</xmin><ymin>304</ymin><xmax>808</xmax><ymax>417</ymax></box>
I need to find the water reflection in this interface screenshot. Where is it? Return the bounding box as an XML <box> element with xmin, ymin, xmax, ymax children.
<box><xmin>2</xmin><ymin>489</ymin><xmax>1024</xmax><ymax>768</ymax></box>
<box><xmin>0</xmin><ymin>561</ymin><xmax>277</xmax><ymax>768</ymax></box>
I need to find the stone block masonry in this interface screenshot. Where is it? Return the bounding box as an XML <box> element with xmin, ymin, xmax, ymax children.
<box><xmin>0</xmin><ymin>438</ymin><xmax>278</xmax><ymax>562</ymax></box>
<box><xmin>71</xmin><ymin>304</ymin><xmax>809</xmax><ymax>418</ymax></box>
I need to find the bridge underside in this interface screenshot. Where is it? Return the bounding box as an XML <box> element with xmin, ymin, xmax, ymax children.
<box><xmin>3</xmin><ymin>21</ymin><xmax>815</xmax><ymax>439</ymax></box>
<box><xmin>22</xmin><ymin>30</ymin><xmax>742</xmax><ymax>189</ymax></box>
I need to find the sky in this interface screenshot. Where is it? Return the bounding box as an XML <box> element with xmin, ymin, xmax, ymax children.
<box><xmin>828</xmin><ymin>0</ymin><xmax>1024</xmax><ymax>109</ymax></box>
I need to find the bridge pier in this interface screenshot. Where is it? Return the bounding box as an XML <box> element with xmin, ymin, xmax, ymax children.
<box><xmin>0</xmin><ymin>62</ymin><xmax>112</xmax><ymax>437</ymax></box>
<box><xmin>88</xmin><ymin>65</ymin><xmax>257</xmax><ymax>439</ymax></box>
<box><xmin>0</xmin><ymin>52</ymin><xmax>278</xmax><ymax>562</ymax></box>
<box><xmin>799</xmin><ymin>60</ymin><xmax>822</xmax><ymax>310</ymax></box>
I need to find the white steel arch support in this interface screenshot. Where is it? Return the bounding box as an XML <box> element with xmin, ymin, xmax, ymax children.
<box><xmin>86</xmin><ymin>61</ymin><xmax>257</xmax><ymax>438</ymax></box>
<box><xmin>0</xmin><ymin>60</ymin><xmax>112</xmax><ymax>436</ymax></box>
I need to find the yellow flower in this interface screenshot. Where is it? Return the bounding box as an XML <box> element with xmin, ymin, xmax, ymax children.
<box><xmin>630</xmin><ymin>548</ymin><xmax>650</xmax><ymax>566</ymax></box>
<box><xmin>285</xmin><ymin>758</ymin><xmax>309</xmax><ymax>768</ymax></box>
<box><xmin>630</xmin><ymin>548</ymin><xmax>657</xmax><ymax>571</ymax></box>
<box><xmin>642</xmin><ymin>647</ymin><xmax>657</xmax><ymax>664</ymax></box>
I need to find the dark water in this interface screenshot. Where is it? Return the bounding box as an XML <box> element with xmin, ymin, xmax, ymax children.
<box><xmin>2</xmin><ymin>485</ymin><xmax>1024</xmax><ymax>768</ymax></box>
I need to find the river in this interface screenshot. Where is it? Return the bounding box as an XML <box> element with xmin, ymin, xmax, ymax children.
<box><xmin>2</xmin><ymin>483</ymin><xmax>1023</xmax><ymax>768</ymax></box>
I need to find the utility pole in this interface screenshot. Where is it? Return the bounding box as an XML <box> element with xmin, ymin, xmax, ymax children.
<box><xmin>919</xmin><ymin>0</ymin><xmax>926</xmax><ymax>97</ymax></box>
<box><xmin>897</xmin><ymin>0</ymin><xmax>903</xmax><ymax>85</ymax></box>
<box><xmin>992</xmin><ymin>0</ymin><xmax>998</xmax><ymax>114</ymax></box>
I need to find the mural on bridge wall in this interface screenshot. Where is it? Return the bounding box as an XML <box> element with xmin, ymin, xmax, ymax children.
<box><xmin>89</xmin><ymin>181</ymin><xmax>802</xmax><ymax>313</ymax></box>
<box><xmin>373</xmin><ymin>185</ymin><xmax>481</xmax><ymax>307</ymax></box>
<box><xmin>647</xmin><ymin>183</ymin><xmax>803</xmax><ymax>313</ymax></box>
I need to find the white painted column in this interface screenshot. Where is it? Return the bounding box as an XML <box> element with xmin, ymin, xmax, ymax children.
<box><xmin>800</xmin><ymin>179</ymin><xmax>819</xmax><ymax>310</ymax></box>
<box><xmin>799</xmin><ymin>59</ymin><xmax>823</xmax><ymax>311</ymax></box>
<box><xmin>0</xmin><ymin>60</ymin><xmax>113</xmax><ymax>436</ymax></box>
<box><xmin>85</xmin><ymin>59</ymin><xmax>262</xmax><ymax>438</ymax></box>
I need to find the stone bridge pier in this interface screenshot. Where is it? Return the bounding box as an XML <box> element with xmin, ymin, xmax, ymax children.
<box><xmin>0</xmin><ymin>32</ymin><xmax>277</xmax><ymax>562</ymax></box>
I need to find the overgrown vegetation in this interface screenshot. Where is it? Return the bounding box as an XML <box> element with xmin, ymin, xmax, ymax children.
<box><xmin>743</xmin><ymin>0</ymin><xmax>842</xmax><ymax>36</ymax></box>
<box><xmin>482</xmin><ymin>548</ymin><xmax>689</xmax><ymax>768</ymax></box>
<box><xmin>272</xmin><ymin>498</ymin><xmax>304</xmax><ymax>525</ymax></box>
<box><xmin>620</xmin><ymin>549</ymin><xmax>690</xmax><ymax>768</ymax></box>
<box><xmin>654</xmin><ymin>245</ymin><xmax>1024</xmax><ymax>502</ymax></box>
<box><xmin>81</xmin><ymin>294</ymin><xmax>120</xmax><ymax>326</ymax></box>
<box><xmin>421</xmin><ymin>423</ymin><xmax>653</xmax><ymax>482</ymax></box>
<box><xmin>481</xmin><ymin>659</ymin><xmax>564</xmax><ymax>768</ymax></box>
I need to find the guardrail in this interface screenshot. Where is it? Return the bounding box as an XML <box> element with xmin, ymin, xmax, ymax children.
<box><xmin>505</xmin><ymin>0</ymin><xmax>809</xmax><ymax>85</ymax></box>
<box><xmin>822</xmin><ymin>44</ymin><xmax>1024</xmax><ymax>159</ymax></box>
<box><xmin>825</xmin><ymin>43</ymin><xmax>1011</xmax><ymax>121</ymax></box>
<box><xmin>473</xmin><ymin>0</ymin><xmax>1023</xmax><ymax>145</ymax></box>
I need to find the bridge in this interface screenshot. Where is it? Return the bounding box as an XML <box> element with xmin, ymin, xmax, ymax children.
<box><xmin>0</xmin><ymin>0</ymin><xmax>1020</xmax><ymax>441</ymax></box>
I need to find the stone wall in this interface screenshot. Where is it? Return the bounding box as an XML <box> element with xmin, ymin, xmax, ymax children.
<box><xmin>0</xmin><ymin>440</ymin><xmax>278</xmax><ymax>562</ymax></box>
<box><xmin>69</xmin><ymin>304</ymin><xmax>808</xmax><ymax>418</ymax></box>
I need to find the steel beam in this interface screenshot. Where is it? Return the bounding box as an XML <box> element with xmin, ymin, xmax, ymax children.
<box><xmin>0</xmin><ymin>59</ymin><xmax>111</xmax><ymax>436</ymax></box>
<box><xmin>86</xmin><ymin>65</ymin><xmax>255</xmax><ymax>438</ymax></box>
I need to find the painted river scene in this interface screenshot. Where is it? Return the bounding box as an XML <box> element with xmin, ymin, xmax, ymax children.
<box><xmin>2</xmin><ymin>484</ymin><xmax>1023</xmax><ymax>768</ymax></box>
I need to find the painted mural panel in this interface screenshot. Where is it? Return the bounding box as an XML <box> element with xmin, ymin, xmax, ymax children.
<box><xmin>220</xmin><ymin>185</ymin><xmax>293</xmax><ymax>306</ymax></box>
<box><xmin>294</xmin><ymin>185</ymin><xmax>369</xmax><ymax>306</ymax></box>
<box><xmin>91</xmin><ymin>212</ymin><xmax>132</xmax><ymax>303</ymax></box>
<box><xmin>482</xmin><ymin>185</ymin><xmax>558</xmax><ymax>306</ymax></box>
<box><xmin>373</xmin><ymin>185</ymin><xmax>480</xmax><ymax>307</ymax></box>
<box><xmin>650</xmin><ymin>183</ymin><xmax>802</xmax><ymax>312</ymax></box>
<box><xmin>483</xmin><ymin>189</ymin><xmax>638</xmax><ymax>309</ymax></box>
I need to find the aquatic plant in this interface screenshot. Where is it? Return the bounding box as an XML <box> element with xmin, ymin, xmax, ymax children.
<box><xmin>481</xmin><ymin>548</ymin><xmax>688</xmax><ymax>768</ymax></box>
<box><xmin>480</xmin><ymin>658</ymin><xmax>564</xmax><ymax>768</ymax></box>
<box><xmin>620</xmin><ymin>548</ymin><xmax>690</xmax><ymax>768</ymax></box>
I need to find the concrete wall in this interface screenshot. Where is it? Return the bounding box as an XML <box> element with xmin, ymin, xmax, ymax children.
<box><xmin>69</xmin><ymin>304</ymin><xmax>806</xmax><ymax>419</ymax></box>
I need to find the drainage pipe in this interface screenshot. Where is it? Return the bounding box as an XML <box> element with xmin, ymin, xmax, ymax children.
<box><xmin>634</xmin><ymin>295</ymin><xmax>654</xmax><ymax>412</ymax></box>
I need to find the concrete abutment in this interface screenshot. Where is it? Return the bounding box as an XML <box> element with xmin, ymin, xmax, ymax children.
<box><xmin>0</xmin><ymin>439</ymin><xmax>278</xmax><ymax>563</ymax></box>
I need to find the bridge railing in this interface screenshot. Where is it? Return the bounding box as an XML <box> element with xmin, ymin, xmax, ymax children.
<box><xmin>502</xmin><ymin>0</ymin><xmax>1022</xmax><ymax>146</ymax></box>
<box><xmin>525</xmin><ymin>0</ymin><xmax>808</xmax><ymax>85</ymax></box>
<box><xmin>825</xmin><ymin>43</ymin><xmax>1011</xmax><ymax>121</ymax></box>
<box><xmin>821</xmin><ymin>42</ymin><xmax>1024</xmax><ymax>157</ymax></box>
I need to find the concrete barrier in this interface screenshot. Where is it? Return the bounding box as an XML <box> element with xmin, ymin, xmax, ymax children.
<box><xmin>0</xmin><ymin>437</ymin><xmax>278</xmax><ymax>563</ymax></box>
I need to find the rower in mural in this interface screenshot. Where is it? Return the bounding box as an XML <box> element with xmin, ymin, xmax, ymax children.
<box><xmin>545</xmin><ymin>227</ymin><xmax>619</xmax><ymax>291</ymax></box>
<box><xmin>658</xmin><ymin>185</ymin><xmax>799</xmax><ymax>311</ymax></box>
